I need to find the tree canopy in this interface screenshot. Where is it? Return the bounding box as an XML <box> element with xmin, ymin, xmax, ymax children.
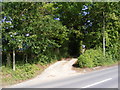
<box><xmin>1</xmin><ymin>2</ymin><xmax>120</xmax><ymax>70</ymax></box>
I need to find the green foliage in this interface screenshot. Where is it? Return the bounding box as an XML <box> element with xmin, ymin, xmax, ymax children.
<box><xmin>77</xmin><ymin>49</ymin><xmax>115</xmax><ymax>68</ymax></box>
<box><xmin>2</xmin><ymin>2</ymin><xmax>69</xmax><ymax>66</ymax></box>
<box><xmin>53</xmin><ymin>2</ymin><xmax>85</xmax><ymax>56</ymax></box>
<box><xmin>2</xmin><ymin>2</ymin><xmax>119</xmax><ymax>65</ymax></box>
<box><xmin>36</xmin><ymin>54</ymin><xmax>50</xmax><ymax>65</ymax></box>
<box><xmin>85</xmin><ymin>2</ymin><xmax>120</xmax><ymax>49</ymax></box>
<box><xmin>107</xmin><ymin>43</ymin><xmax>120</xmax><ymax>61</ymax></box>
<box><xmin>36</xmin><ymin>48</ymin><xmax>69</xmax><ymax>65</ymax></box>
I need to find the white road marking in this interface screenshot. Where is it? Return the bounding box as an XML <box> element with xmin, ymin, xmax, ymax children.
<box><xmin>82</xmin><ymin>78</ymin><xmax>112</xmax><ymax>88</ymax></box>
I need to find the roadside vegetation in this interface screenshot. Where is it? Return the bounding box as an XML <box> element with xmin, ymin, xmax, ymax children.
<box><xmin>1</xmin><ymin>2</ymin><xmax>120</xmax><ymax>86</ymax></box>
<box><xmin>1</xmin><ymin>63</ymin><xmax>40</xmax><ymax>86</ymax></box>
<box><xmin>77</xmin><ymin>47</ymin><xmax>119</xmax><ymax>68</ymax></box>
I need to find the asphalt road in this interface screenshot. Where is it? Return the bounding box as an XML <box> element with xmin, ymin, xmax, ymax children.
<box><xmin>9</xmin><ymin>65</ymin><xmax>118</xmax><ymax>88</ymax></box>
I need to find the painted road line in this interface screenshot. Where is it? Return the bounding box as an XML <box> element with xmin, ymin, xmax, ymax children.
<box><xmin>82</xmin><ymin>78</ymin><xmax>112</xmax><ymax>88</ymax></box>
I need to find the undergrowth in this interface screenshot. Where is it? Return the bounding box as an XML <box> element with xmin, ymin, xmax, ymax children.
<box><xmin>1</xmin><ymin>63</ymin><xmax>41</xmax><ymax>86</ymax></box>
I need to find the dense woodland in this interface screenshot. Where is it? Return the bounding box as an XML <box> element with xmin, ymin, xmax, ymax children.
<box><xmin>1</xmin><ymin>2</ymin><xmax>120</xmax><ymax>85</ymax></box>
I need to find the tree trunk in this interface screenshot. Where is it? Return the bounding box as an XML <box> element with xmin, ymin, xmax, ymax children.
<box><xmin>103</xmin><ymin>11</ymin><xmax>105</xmax><ymax>56</ymax></box>
<box><xmin>79</xmin><ymin>41</ymin><xmax>83</xmax><ymax>54</ymax></box>
<box><xmin>25</xmin><ymin>53</ymin><xmax>28</xmax><ymax>63</ymax></box>
<box><xmin>13</xmin><ymin>50</ymin><xmax>15</xmax><ymax>71</ymax></box>
<box><xmin>56</xmin><ymin>48</ymin><xmax>59</xmax><ymax>54</ymax></box>
<box><xmin>6</xmin><ymin>52</ymin><xmax>11</xmax><ymax>67</ymax></box>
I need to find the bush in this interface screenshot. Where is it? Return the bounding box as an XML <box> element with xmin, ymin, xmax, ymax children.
<box><xmin>77</xmin><ymin>49</ymin><xmax>115</xmax><ymax>68</ymax></box>
<box><xmin>107</xmin><ymin>44</ymin><xmax>120</xmax><ymax>61</ymax></box>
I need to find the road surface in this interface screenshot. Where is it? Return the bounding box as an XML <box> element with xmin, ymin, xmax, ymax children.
<box><xmin>9</xmin><ymin>65</ymin><xmax>118</xmax><ymax>88</ymax></box>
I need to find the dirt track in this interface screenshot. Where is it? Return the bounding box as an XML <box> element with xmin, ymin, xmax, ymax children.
<box><xmin>36</xmin><ymin>58</ymin><xmax>80</xmax><ymax>80</ymax></box>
